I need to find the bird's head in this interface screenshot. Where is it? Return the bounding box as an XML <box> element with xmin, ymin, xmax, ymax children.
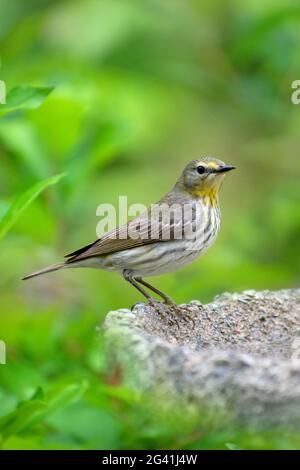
<box><xmin>177</xmin><ymin>157</ymin><xmax>236</xmax><ymax>203</ymax></box>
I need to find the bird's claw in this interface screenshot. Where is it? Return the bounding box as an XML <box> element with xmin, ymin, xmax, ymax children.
<box><xmin>147</xmin><ymin>299</ymin><xmax>195</xmax><ymax>329</ymax></box>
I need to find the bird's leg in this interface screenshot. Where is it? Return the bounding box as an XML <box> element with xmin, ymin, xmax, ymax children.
<box><xmin>135</xmin><ymin>277</ymin><xmax>195</xmax><ymax>326</ymax></box>
<box><xmin>123</xmin><ymin>271</ymin><xmax>178</xmax><ymax>327</ymax></box>
<box><xmin>135</xmin><ymin>276</ymin><xmax>182</xmax><ymax>327</ymax></box>
<box><xmin>123</xmin><ymin>270</ymin><xmax>155</xmax><ymax>303</ymax></box>
<box><xmin>134</xmin><ymin>277</ymin><xmax>176</xmax><ymax>306</ymax></box>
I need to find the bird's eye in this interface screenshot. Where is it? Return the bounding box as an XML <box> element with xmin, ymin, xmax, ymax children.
<box><xmin>197</xmin><ymin>165</ymin><xmax>206</xmax><ymax>174</ymax></box>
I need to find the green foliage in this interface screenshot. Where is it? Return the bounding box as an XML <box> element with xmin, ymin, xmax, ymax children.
<box><xmin>0</xmin><ymin>85</ymin><xmax>53</xmax><ymax>116</ymax></box>
<box><xmin>0</xmin><ymin>381</ymin><xmax>87</xmax><ymax>440</ymax></box>
<box><xmin>0</xmin><ymin>173</ymin><xmax>64</xmax><ymax>240</ymax></box>
<box><xmin>0</xmin><ymin>0</ymin><xmax>299</xmax><ymax>450</ymax></box>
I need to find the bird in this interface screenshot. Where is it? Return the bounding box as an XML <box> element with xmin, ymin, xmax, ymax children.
<box><xmin>22</xmin><ymin>157</ymin><xmax>235</xmax><ymax>309</ymax></box>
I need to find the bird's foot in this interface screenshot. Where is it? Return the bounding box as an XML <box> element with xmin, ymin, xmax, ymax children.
<box><xmin>147</xmin><ymin>299</ymin><xmax>180</xmax><ymax>328</ymax></box>
<box><xmin>178</xmin><ymin>304</ymin><xmax>196</xmax><ymax>328</ymax></box>
<box><xmin>157</xmin><ymin>294</ymin><xmax>196</xmax><ymax>327</ymax></box>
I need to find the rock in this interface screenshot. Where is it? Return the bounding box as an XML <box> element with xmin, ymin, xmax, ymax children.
<box><xmin>103</xmin><ymin>289</ymin><xmax>300</xmax><ymax>429</ymax></box>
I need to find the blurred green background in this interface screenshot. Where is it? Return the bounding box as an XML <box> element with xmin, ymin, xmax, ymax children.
<box><xmin>0</xmin><ymin>0</ymin><xmax>300</xmax><ymax>450</ymax></box>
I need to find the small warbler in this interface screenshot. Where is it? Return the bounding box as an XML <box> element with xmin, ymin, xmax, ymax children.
<box><xmin>23</xmin><ymin>157</ymin><xmax>235</xmax><ymax>307</ymax></box>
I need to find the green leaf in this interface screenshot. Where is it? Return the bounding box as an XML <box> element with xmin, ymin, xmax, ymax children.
<box><xmin>0</xmin><ymin>400</ymin><xmax>48</xmax><ymax>439</ymax></box>
<box><xmin>0</xmin><ymin>119</ymin><xmax>51</xmax><ymax>179</ymax></box>
<box><xmin>0</xmin><ymin>173</ymin><xmax>65</xmax><ymax>240</ymax></box>
<box><xmin>0</xmin><ymin>85</ymin><xmax>54</xmax><ymax>116</ymax></box>
<box><xmin>0</xmin><ymin>381</ymin><xmax>88</xmax><ymax>440</ymax></box>
<box><xmin>226</xmin><ymin>442</ymin><xmax>243</xmax><ymax>450</ymax></box>
<box><xmin>45</xmin><ymin>381</ymin><xmax>89</xmax><ymax>413</ymax></box>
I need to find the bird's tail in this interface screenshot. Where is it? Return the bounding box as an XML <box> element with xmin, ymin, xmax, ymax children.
<box><xmin>22</xmin><ymin>262</ymin><xmax>65</xmax><ymax>280</ymax></box>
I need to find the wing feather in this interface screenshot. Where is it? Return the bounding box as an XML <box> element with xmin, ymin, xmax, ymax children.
<box><xmin>66</xmin><ymin>211</ymin><xmax>173</xmax><ymax>262</ymax></box>
<box><xmin>65</xmin><ymin>195</ymin><xmax>198</xmax><ymax>263</ymax></box>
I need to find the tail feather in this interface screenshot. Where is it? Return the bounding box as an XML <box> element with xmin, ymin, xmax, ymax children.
<box><xmin>22</xmin><ymin>262</ymin><xmax>65</xmax><ymax>280</ymax></box>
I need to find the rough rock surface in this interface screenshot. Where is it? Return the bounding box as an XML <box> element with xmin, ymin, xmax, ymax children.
<box><xmin>104</xmin><ymin>289</ymin><xmax>300</xmax><ymax>428</ymax></box>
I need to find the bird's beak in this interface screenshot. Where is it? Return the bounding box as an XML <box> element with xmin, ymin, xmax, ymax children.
<box><xmin>217</xmin><ymin>165</ymin><xmax>236</xmax><ymax>173</ymax></box>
